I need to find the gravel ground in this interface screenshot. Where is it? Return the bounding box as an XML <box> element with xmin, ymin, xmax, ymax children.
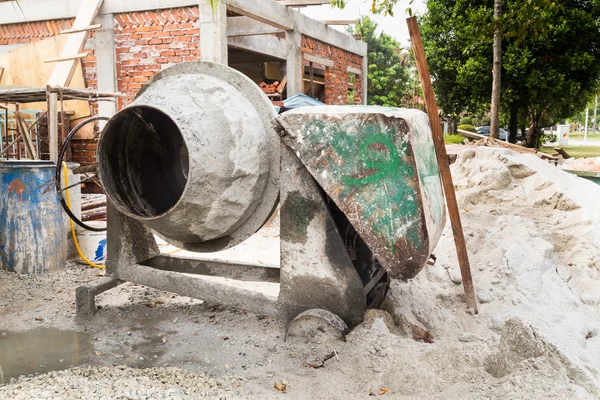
<box><xmin>0</xmin><ymin>366</ymin><xmax>245</xmax><ymax>399</ymax></box>
<box><xmin>0</xmin><ymin>262</ymin><xmax>101</xmax><ymax>331</ymax></box>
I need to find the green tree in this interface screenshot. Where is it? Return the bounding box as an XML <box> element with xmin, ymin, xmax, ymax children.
<box><xmin>421</xmin><ymin>0</ymin><xmax>600</xmax><ymax>147</ymax></box>
<box><xmin>349</xmin><ymin>17</ymin><xmax>412</xmax><ymax>107</ymax></box>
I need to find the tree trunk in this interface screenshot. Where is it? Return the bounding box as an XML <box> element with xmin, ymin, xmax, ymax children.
<box><xmin>525</xmin><ymin>117</ymin><xmax>542</xmax><ymax>148</ymax></box>
<box><xmin>490</xmin><ymin>0</ymin><xmax>502</xmax><ymax>139</ymax></box>
<box><xmin>509</xmin><ymin>103</ymin><xmax>518</xmax><ymax>143</ymax></box>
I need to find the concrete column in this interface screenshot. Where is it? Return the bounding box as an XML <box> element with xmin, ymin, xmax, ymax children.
<box><xmin>285</xmin><ymin>30</ymin><xmax>302</xmax><ymax>97</ymax></box>
<box><xmin>199</xmin><ymin>1</ymin><xmax>228</xmax><ymax>64</ymax></box>
<box><xmin>95</xmin><ymin>14</ymin><xmax>117</xmax><ymax>121</ymax></box>
<box><xmin>361</xmin><ymin>54</ymin><xmax>367</xmax><ymax>105</ymax></box>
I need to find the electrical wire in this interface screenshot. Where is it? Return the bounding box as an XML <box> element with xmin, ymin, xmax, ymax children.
<box><xmin>62</xmin><ymin>162</ymin><xmax>105</xmax><ymax>269</ymax></box>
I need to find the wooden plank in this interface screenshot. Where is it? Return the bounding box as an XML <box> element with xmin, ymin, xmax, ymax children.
<box><xmin>47</xmin><ymin>0</ymin><xmax>104</xmax><ymax>87</ymax></box>
<box><xmin>303</xmin><ymin>53</ymin><xmax>334</xmax><ymax>67</ymax></box>
<box><xmin>0</xmin><ymin>66</ymin><xmax>4</xmax><ymax>83</ymax></box>
<box><xmin>407</xmin><ymin>16</ymin><xmax>478</xmax><ymax>313</ymax></box>
<box><xmin>59</xmin><ymin>23</ymin><xmax>102</xmax><ymax>35</ymax></box>
<box><xmin>302</xmin><ymin>78</ymin><xmax>325</xmax><ymax>85</ymax></box>
<box><xmin>553</xmin><ymin>147</ymin><xmax>571</xmax><ymax>159</ymax></box>
<box><xmin>15</xmin><ymin>111</ymin><xmax>37</xmax><ymax>159</ymax></box>
<box><xmin>277</xmin><ymin>76</ymin><xmax>287</xmax><ymax>93</ymax></box>
<box><xmin>44</xmin><ymin>52</ymin><xmax>89</xmax><ymax>63</ymax></box>
<box><xmin>456</xmin><ymin>129</ymin><xmax>537</xmax><ymax>153</ymax></box>
<box><xmin>321</xmin><ymin>20</ymin><xmax>359</xmax><ymax>25</ymax></box>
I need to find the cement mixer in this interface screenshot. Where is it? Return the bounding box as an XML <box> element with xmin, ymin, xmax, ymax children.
<box><xmin>72</xmin><ymin>62</ymin><xmax>446</xmax><ymax>333</ymax></box>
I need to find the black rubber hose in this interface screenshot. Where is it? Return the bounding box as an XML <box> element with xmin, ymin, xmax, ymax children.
<box><xmin>55</xmin><ymin>116</ymin><xmax>110</xmax><ymax>232</ymax></box>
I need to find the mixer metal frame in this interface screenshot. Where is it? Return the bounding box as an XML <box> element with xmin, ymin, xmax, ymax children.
<box><xmin>76</xmin><ymin>149</ymin><xmax>389</xmax><ymax>327</ymax></box>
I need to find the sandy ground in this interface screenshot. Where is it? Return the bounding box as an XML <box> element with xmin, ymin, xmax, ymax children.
<box><xmin>1</xmin><ymin>146</ymin><xmax>600</xmax><ymax>399</ymax></box>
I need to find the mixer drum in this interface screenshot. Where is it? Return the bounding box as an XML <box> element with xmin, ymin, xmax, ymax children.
<box><xmin>97</xmin><ymin>62</ymin><xmax>279</xmax><ymax>251</ymax></box>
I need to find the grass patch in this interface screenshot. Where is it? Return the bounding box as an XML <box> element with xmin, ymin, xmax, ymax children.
<box><xmin>563</xmin><ymin>131</ymin><xmax>600</xmax><ymax>139</ymax></box>
<box><xmin>540</xmin><ymin>145</ymin><xmax>600</xmax><ymax>158</ymax></box>
<box><xmin>444</xmin><ymin>134</ymin><xmax>468</xmax><ymax>144</ymax></box>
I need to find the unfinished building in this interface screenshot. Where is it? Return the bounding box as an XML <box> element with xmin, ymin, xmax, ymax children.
<box><xmin>0</xmin><ymin>0</ymin><xmax>367</xmax><ymax>165</ymax></box>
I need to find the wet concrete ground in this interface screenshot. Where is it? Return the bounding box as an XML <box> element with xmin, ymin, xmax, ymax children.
<box><xmin>0</xmin><ymin>222</ymin><xmax>299</xmax><ymax>387</ymax></box>
<box><xmin>0</xmin><ymin>283</ymin><xmax>290</xmax><ymax>386</ymax></box>
<box><xmin>0</xmin><ymin>327</ymin><xmax>93</xmax><ymax>383</ymax></box>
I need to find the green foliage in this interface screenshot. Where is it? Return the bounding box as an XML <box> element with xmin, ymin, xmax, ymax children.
<box><xmin>568</xmin><ymin>97</ymin><xmax>600</xmax><ymax>130</ymax></box>
<box><xmin>349</xmin><ymin>17</ymin><xmax>412</xmax><ymax>107</ymax></box>
<box><xmin>421</xmin><ymin>0</ymin><xmax>600</xmax><ymax>147</ymax></box>
<box><xmin>457</xmin><ymin>124</ymin><xmax>477</xmax><ymax>133</ymax></box>
<box><xmin>331</xmin><ymin>0</ymin><xmax>409</xmax><ymax>16</ymax></box>
<box><xmin>444</xmin><ymin>134</ymin><xmax>468</xmax><ymax>144</ymax></box>
<box><xmin>459</xmin><ymin>117</ymin><xmax>474</xmax><ymax>125</ymax></box>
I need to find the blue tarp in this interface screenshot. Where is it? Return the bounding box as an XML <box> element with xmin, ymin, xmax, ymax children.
<box><xmin>283</xmin><ymin>94</ymin><xmax>324</xmax><ymax>109</ymax></box>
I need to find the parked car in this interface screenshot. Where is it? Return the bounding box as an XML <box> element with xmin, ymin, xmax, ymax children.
<box><xmin>476</xmin><ymin>126</ymin><xmax>509</xmax><ymax>140</ymax></box>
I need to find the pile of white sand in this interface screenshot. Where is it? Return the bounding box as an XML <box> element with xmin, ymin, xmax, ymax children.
<box><xmin>384</xmin><ymin>147</ymin><xmax>600</xmax><ymax>397</ymax></box>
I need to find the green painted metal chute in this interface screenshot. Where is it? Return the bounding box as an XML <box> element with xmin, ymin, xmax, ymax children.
<box><xmin>275</xmin><ymin>106</ymin><xmax>446</xmax><ymax>281</ymax></box>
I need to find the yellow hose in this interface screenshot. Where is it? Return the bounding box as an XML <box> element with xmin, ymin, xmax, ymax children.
<box><xmin>62</xmin><ymin>162</ymin><xmax>105</xmax><ymax>269</ymax></box>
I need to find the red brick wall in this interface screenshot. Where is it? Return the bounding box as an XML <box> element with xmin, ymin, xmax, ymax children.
<box><xmin>301</xmin><ymin>35</ymin><xmax>364</xmax><ymax>105</ymax></box>
<box><xmin>0</xmin><ymin>19</ymin><xmax>74</xmax><ymax>44</ymax></box>
<box><xmin>114</xmin><ymin>7</ymin><xmax>200</xmax><ymax>104</ymax></box>
<box><xmin>0</xmin><ymin>8</ymin><xmax>200</xmax><ymax>165</ymax></box>
<box><xmin>70</xmin><ymin>138</ymin><xmax>97</xmax><ymax>166</ymax></box>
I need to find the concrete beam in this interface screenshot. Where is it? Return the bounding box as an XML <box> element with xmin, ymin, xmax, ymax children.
<box><xmin>286</xmin><ymin>30</ymin><xmax>303</xmax><ymax>97</ymax></box>
<box><xmin>322</xmin><ymin>20</ymin><xmax>359</xmax><ymax>25</ymax></box>
<box><xmin>227</xmin><ymin>16</ymin><xmax>284</xmax><ymax>37</ymax></box>
<box><xmin>199</xmin><ymin>1</ymin><xmax>227</xmax><ymax>64</ymax></box>
<box><xmin>95</xmin><ymin>14</ymin><xmax>117</xmax><ymax>122</ymax></box>
<box><xmin>0</xmin><ymin>0</ymin><xmax>367</xmax><ymax>56</ymax></box>
<box><xmin>347</xmin><ymin>66</ymin><xmax>361</xmax><ymax>75</ymax></box>
<box><xmin>303</xmin><ymin>53</ymin><xmax>333</xmax><ymax>68</ymax></box>
<box><xmin>225</xmin><ymin>0</ymin><xmax>294</xmax><ymax>30</ymax></box>
<box><xmin>225</xmin><ymin>0</ymin><xmax>367</xmax><ymax>56</ymax></box>
<box><xmin>227</xmin><ymin>35</ymin><xmax>287</xmax><ymax>60</ymax></box>
<box><xmin>362</xmin><ymin>55</ymin><xmax>368</xmax><ymax>104</ymax></box>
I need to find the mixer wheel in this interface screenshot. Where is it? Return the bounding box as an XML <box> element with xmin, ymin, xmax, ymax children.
<box><xmin>285</xmin><ymin>309</ymin><xmax>349</xmax><ymax>343</ymax></box>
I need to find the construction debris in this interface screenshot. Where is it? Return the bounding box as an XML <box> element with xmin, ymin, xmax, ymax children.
<box><xmin>456</xmin><ymin>128</ymin><xmax>558</xmax><ymax>161</ymax></box>
<box><xmin>562</xmin><ymin>155</ymin><xmax>600</xmax><ymax>172</ymax></box>
<box><xmin>259</xmin><ymin>81</ymin><xmax>281</xmax><ymax>94</ymax></box>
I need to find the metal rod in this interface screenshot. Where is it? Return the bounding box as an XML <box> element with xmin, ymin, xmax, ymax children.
<box><xmin>60</xmin><ymin>88</ymin><xmax>66</xmax><ymax>152</ymax></box>
<box><xmin>61</xmin><ymin>173</ymin><xmax>97</xmax><ymax>192</ymax></box>
<box><xmin>15</xmin><ymin>103</ymin><xmax>20</xmax><ymax>160</ymax></box>
<box><xmin>0</xmin><ymin>108</ymin><xmax>4</xmax><ymax>157</ymax></box>
<box><xmin>0</xmin><ymin>134</ymin><xmax>22</xmax><ymax>157</ymax></box>
<box><xmin>34</xmin><ymin>112</ymin><xmax>40</xmax><ymax>156</ymax></box>
<box><xmin>363</xmin><ymin>267</ymin><xmax>387</xmax><ymax>296</ymax></box>
<box><xmin>310</xmin><ymin>61</ymin><xmax>314</xmax><ymax>98</ymax></box>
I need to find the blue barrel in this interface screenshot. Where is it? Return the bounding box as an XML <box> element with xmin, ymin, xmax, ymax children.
<box><xmin>0</xmin><ymin>160</ymin><xmax>67</xmax><ymax>274</ymax></box>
